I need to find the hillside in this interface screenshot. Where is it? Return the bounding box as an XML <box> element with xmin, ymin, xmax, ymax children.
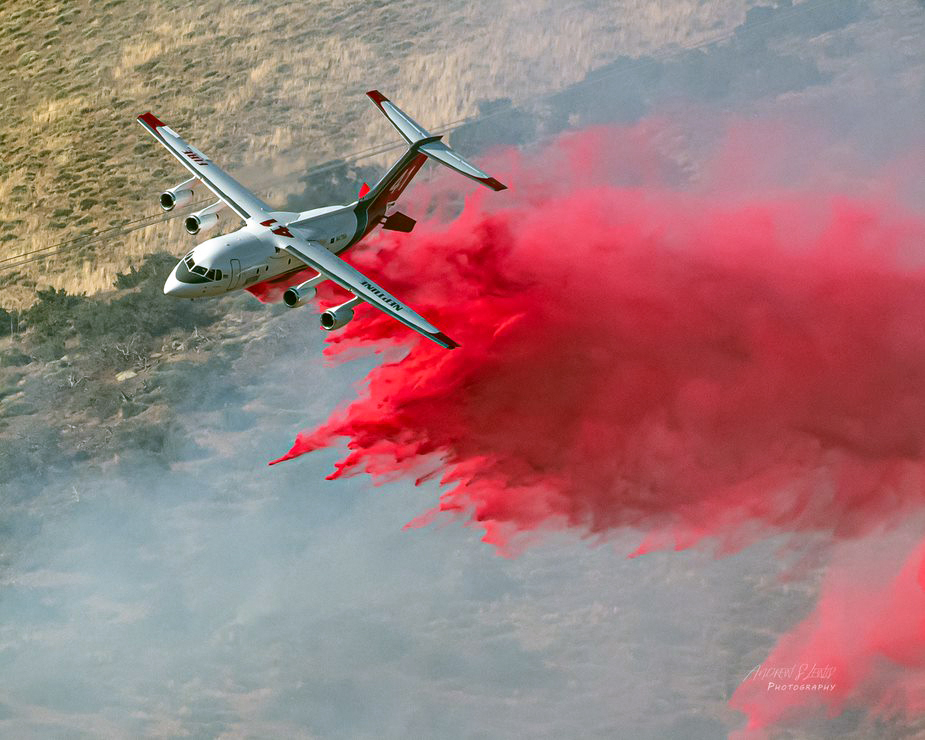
<box><xmin>0</xmin><ymin>0</ymin><xmax>756</xmax><ymax>308</ymax></box>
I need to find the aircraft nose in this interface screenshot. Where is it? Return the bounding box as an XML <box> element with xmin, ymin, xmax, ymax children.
<box><xmin>164</xmin><ymin>266</ymin><xmax>183</xmax><ymax>296</ymax></box>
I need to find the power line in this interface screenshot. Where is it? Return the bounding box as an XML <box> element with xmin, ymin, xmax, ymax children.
<box><xmin>0</xmin><ymin>120</ymin><xmax>470</xmax><ymax>273</ymax></box>
<box><xmin>0</xmin><ymin>0</ymin><xmax>846</xmax><ymax>275</ymax></box>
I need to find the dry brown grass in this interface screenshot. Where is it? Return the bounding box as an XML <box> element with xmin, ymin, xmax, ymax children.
<box><xmin>0</xmin><ymin>0</ymin><xmax>755</xmax><ymax>308</ymax></box>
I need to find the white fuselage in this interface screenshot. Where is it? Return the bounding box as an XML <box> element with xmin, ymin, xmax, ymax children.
<box><xmin>163</xmin><ymin>204</ymin><xmax>360</xmax><ymax>298</ymax></box>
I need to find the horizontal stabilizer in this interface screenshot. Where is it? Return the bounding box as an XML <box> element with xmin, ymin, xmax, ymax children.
<box><xmin>367</xmin><ymin>90</ymin><xmax>431</xmax><ymax>145</ymax></box>
<box><xmin>419</xmin><ymin>140</ymin><xmax>507</xmax><ymax>191</ymax></box>
<box><xmin>367</xmin><ymin>90</ymin><xmax>507</xmax><ymax>192</ymax></box>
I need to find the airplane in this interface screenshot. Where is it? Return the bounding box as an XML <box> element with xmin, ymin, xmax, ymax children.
<box><xmin>137</xmin><ymin>91</ymin><xmax>506</xmax><ymax>350</ymax></box>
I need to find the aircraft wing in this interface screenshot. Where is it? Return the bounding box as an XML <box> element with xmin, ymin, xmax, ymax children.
<box><xmin>276</xmin><ymin>234</ymin><xmax>459</xmax><ymax>350</ymax></box>
<box><xmin>136</xmin><ymin>112</ymin><xmax>271</xmax><ymax>221</ymax></box>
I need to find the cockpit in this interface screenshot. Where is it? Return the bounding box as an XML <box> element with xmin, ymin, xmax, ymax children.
<box><xmin>175</xmin><ymin>251</ymin><xmax>224</xmax><ymax>284</ymax></box>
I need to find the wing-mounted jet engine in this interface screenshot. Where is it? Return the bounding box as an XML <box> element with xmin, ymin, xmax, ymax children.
<box><xmin>320</xmin><ymin>297</ymin><xmax>362</xmax><ymax>331</ymax></box>
<box><xmin>138</xmin><ymin>90</ymin><xmax>506</xmax><ymax>350</ymax></box>
<box><xmin>160</xmin><ymin>176</ymin><xmax>198</xmax><ymax>211</ymax></box>
<box><xmin>184</xmin><ymin>201</ymin><xmax>225</xmax><ymax>235</ymax></box>
<box><xmin>283</xmin><ymin>274</ymin><xmax>328</xmax><ymax>308</ymax></box>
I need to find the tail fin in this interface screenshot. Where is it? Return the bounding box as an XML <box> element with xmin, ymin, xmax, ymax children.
<box><xmin>367</xmin><ymin>90</ymin><xmax>507</xmax><ymax>191</ymax></box>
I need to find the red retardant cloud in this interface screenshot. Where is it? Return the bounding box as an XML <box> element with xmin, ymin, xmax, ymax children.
<box><xmin>730</xmin><ymin>531</ymin><xmax>925</xmax><ymax>736</ymax></box>
<box><xmin>269</xmin><ymin>123</ymin><xmax>925</xmax><ymax>731</ymax></box>
<box><xmin>245</xmin><ymin>267</ymin><xmax>315</xmax><ymax>304</ymax></box>
<box><xmin>271</xmin><ymin>128</ymin><xmax>925</xmax><ymax>553</ymax></box>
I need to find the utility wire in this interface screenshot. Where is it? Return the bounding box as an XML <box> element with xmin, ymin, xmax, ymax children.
<box><xmin>0</xmin><ymin>0</ymin><xmax>846</xmax><ymax>274</ymax></box>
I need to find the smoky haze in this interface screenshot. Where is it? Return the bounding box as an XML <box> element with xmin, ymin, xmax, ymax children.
<box><xmin>1</xmin><ymin>1</ymin><xmax>923</xmax><ymax>738</ymax></box>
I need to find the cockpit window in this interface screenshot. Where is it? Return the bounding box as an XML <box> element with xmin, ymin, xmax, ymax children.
<box><xmin>177</xmin><ymin>254</ymin><xmax>223</xmax><ymax>284</ymax></box>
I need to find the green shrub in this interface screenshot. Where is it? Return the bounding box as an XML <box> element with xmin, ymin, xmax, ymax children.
<box><xmin>75</xmin><ymin>382</ymin><xmax>120</xmax><ymax>419</ymax></box>
<box><xmin>0</xmin><ymin>348</ymin><xmax>30</xmax><ymax>367</ymax></box>
<box><xmin>22</xmin><ymin>253</ymin><xmax>220</xmax><ymax>369</ymax></box>
<box><xmin>29</xmin><ymin>338</ymin><xmax>66</xmax><ymax>361</ymax></box>
<box><xmin>75</xmin><ymin>252</ymin><xmax>218</xmax><ymax>346</ymax></box>
<box><xmin>0</xmin><ymin>428</ymin><xmax>62</xmax><ymax>486</ymax></box>
<box><xmin>22</xmin><ymin>287</ymin><xmax>81</xmax><ymax>342</ymax></box>
<box><xmin>111</xmin><ymin>251</ymin><xmax>175</xmax><ymax>289</ymax></box>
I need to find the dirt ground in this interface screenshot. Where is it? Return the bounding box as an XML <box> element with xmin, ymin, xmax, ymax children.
<box><xmin>0</xmin><ymin>0</ymin><xmax>754</xmax><ymax>307</ymax></box>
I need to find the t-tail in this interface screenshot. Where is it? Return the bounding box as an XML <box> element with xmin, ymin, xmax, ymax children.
<box><xmin>356</xmin><ymin>91</ymin><xmax>506</xmax><ymax>234</ymax></box>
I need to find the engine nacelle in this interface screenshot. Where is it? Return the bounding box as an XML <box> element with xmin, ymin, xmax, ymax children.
<box><xmin>160</xmin><ymin>188</ymin><xmax>193</xmax><ymax>211</ymax></box>
<box><xmin>159</xmin><ymin>177</ymin><xmax>197</xmax><ymax>211</ymax></box>
<box><xmin>283</xmin><ymin>274</ymin><xmax>328</xmax><ymax>308</ymax></box>
<box><xmin>284</xmin><ymin>285</ymin><xmax>315</xmax><ymax>307</ymax></box>
<box><xmin>185</xmin><ymin>212</ymin><xmax>218</xmax><ymax>235</ymax></box>
<box><xmin>320</xmin><ymin>298</ymin><xmax>360</xmax><ymax>331</ymax></box>
<box><xmin>184</xmin><ymin>201</ymin><xmax>224</xmax><ymax>235</ymax></box>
